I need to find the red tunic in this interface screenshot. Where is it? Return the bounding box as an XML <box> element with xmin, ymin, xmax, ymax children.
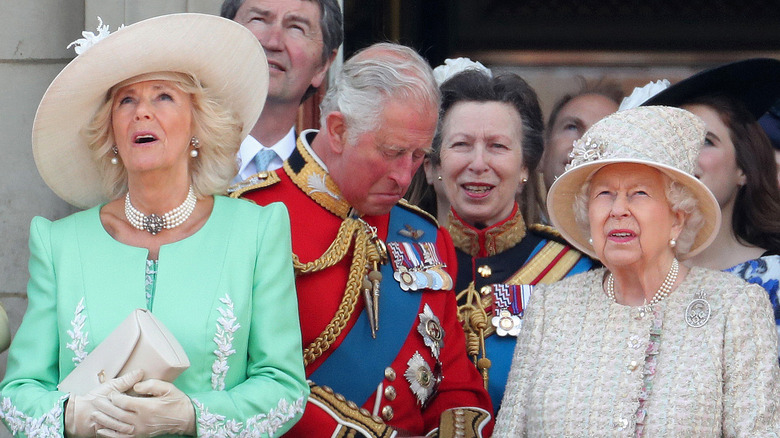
<box><xmin>232</xmin><ymin>134</ymin><xmax>493</xmax><ymax>437</ymax></box>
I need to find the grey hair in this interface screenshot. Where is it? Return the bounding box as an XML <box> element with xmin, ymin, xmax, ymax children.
<box><xmin>220</xmin><ymin>0</ymin><xmax>343</xmax><ymax>64</ymax></box>
<box><xmin>573</xmin><ymin>172</ymin><xmax>704</xmax><ymax>258</ymax></box>
<box><xmin>319</xmin><ymin>42</ymin><xmax>439</xmax><ymax>143</ymax></box>
<box><xmin>83</xmin><ymin>72</ymin><xmax>243</xmax><ymax>199</ymax></box>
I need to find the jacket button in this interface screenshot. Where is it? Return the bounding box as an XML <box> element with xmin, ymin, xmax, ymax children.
<box><xmin>382</xmin><ymin>405</ymin><xmax>394</xmax><ymax>421</ymax></box>
<box><xmin>477</xmin><ymin>265</ymin><xmax>492</xmax><ymax>277</ymax></box>
<box><xmin>384</xmin><ymin>367</ymin><xmax>396</xmax><ymax>381</ymax></box>
<box><xmin>384</xmin><ymin>385</ymin><xmax>397</xmax><ymax>401</ymax></box>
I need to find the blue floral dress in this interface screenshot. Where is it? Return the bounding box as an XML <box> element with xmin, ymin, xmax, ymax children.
<box><xmin>724</xmin><ymin>254</ymin><xmax>780</xmax><ymax>359</ymax></box>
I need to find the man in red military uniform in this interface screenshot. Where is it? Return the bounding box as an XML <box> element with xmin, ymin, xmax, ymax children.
<box><xmin>231</xmin><ymin>42</ymin><xmax>493</xmax><ymax>437</ymax></box>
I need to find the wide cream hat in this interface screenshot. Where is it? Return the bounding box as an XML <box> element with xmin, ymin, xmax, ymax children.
<box><xmin>547</xmin><ymin>106</ymin><xmax>721</xmax><ymax>260</ymax></box>
<box><xmin>32</xmin><ymin>13</ymin><xmax>269</xmax><ymax>208</ymax></box>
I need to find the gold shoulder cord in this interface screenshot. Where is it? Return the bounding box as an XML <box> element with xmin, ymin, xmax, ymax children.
<box><xmin>297</xmin><ymin>218</ymin><xmax>384</xmax><ymax>366</ymax></box>
<box><xmin>456</xmin><ymin>282</ymin><xmax>491</xmax><ymax>389</ymax></box>
<box><xmin>456</xmin><ymin>241</ymin><xmax>576</xmax><ymax>389</ymax></box>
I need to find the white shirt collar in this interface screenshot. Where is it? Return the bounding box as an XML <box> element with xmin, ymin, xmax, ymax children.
<box><xmin>234</xmin><ymin>127</ymin><xmax>296</xmax><ymax>182</ymax></box>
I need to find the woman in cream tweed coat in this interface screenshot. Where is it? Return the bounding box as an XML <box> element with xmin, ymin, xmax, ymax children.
<box><xmin>495</xmin><ymin>106</ymin><xmax>780</xmax><ymax>437</ymax></box>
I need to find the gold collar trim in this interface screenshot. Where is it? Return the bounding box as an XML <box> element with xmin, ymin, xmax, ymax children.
<box><xmin>447</xmin><ymin>205</ymin><xmax>527</xmax><ymax>257</ymax></box>
<box><xmin>284</xmin><ymin>135</ymin><xmax>352</xmax><ymax>219</ymax></box>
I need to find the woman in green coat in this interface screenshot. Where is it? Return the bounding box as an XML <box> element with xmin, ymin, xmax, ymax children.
<box><xmin>0</xmin><ymin>14</ymin><xmax>308</xmax><ymax>437</ymax></box>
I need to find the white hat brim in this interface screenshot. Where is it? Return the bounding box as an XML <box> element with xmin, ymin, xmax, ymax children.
<box><xmin>32</xmin><ymin>13</ymin><xmax>268</xmax><ymax>208</ymax></box>
<box><xmin>547</xmin><ymin>158</ymin><xmax>721</xmax><ymax>260</ymax></box>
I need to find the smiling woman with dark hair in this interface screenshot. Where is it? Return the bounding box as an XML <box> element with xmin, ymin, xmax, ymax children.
<box><xmin>428</xmin><ymin>69</ymin><xmax>596</xmax><ymax>413</ymax></box>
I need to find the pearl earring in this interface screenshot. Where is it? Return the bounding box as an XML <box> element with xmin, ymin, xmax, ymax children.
<box><xmin>521</xmin><ymin>177</ymin><xmax>528</xmax><ymax>183</ymax></box>
<box><xmin>437</xmin><ymin>176</ymin><xmax>442</xmax><ymax>181</ymax></box>
<box><xmin>588</xmin><ymin>238</ymin><xmax>593</xmax><ymax>245</ymax></box>
<box><xmin>669</xmin><ymin>238</ymin><xmax>677</xmax><ymax>248</ymax></box>
<box><xmin>110</xmin><ymin>145</ymin><xmax>119</xmax><ymax>165</ymax></box>
<box><xmin>190</xmin><ymin>136</ymin><xmax>200</xmax><ymax>158</ymax></box>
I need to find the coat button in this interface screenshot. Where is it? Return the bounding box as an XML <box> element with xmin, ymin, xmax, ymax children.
<box><xmin>480</xmin><ymin>285</ymin><xmax>492</xmax><ymax>295</ymax></box>
<box><xmin>382</xmin><ymin>405</ymin><xmax>394</xmax><ymax>421</ymax></box>
<box><xmin>477</xmin><ymin>265</ymin><xmax>492</xmax><ymax>278</ymax></box>
<box><xmin>384</xmin><ymin>385</ymin><xmax>397</xmax><ymax>401</ymax></box>
<box><xmin>384</xmin><ymin>367</ymin><xmax>396</xmax><ymax>381</ymax></box>
<box><xmin>614</xmin><ymin>417</ymin><xmax>629</xmax><ymax>430</ymax></box>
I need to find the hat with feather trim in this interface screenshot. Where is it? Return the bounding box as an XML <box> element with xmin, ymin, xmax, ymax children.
<box><xmin>32</xmin><ymin>13</ymin><xmax>268</xmax><ymax>208</ymax></box>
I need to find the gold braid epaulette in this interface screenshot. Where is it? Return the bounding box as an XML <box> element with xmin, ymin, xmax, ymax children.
<box><xmin>298</xmin><ymin>217</ymin><xmax>372</xmax><ymax>366</ymax></box>
<box><xmin>398</xmin><ymin>198</ymin><xmax>439</xmax><ymax>226</ymax></box>
<box><xmin>227</xmin><ymin>171</ymin><xmax>281</xmax><ymax>198</ymax></box>
<box><xmin>528</xmin><ymin>223</ymin><xmax>563</xmax><ymax>239</ymax></box>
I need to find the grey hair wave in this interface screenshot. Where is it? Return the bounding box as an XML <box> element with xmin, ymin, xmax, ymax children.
<box><xmin>319</xmin><ymin>42</ymin><xmax>439</xmax><ymax>144</ymax></box>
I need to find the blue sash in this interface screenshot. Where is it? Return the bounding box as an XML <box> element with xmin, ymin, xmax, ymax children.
<box><xmin>309</xmin><ymin>205</ymin><xmax>437</xmax><ymax>404</ymax></box>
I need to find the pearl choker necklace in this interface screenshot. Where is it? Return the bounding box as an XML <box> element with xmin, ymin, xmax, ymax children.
<box><xmin>125</xmin><ymin>186</ymin><xmax>197</xmax><ymax>235</ymax></box>
<box><xmin>606</xmin><ymin>258</ymin><xmax>679</xmax><ymax>306</ymax></box>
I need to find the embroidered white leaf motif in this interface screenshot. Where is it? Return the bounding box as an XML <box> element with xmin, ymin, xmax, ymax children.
<box><xmin>65</xmin><ymin>298</ymin><xmax>88</xmax><ymax>365</ymax></box>
<box><xmin>211</xmin><ymin>295</ymin><xmax>241</xmax><ymax>391</ymax></box>
<box><xmin>193</xmin><ymin>395</ymin><xmax>305</xmax><ymax>437</ymax></box>
<box><xmin>307</xmin><ymin>173</ymin><xmax>340</xmax><ymax>200</ymax></box>
<box><xmin>0</xmin><ymin>395</ymin><xmax>67</xmax><ymax>438</ymax></box>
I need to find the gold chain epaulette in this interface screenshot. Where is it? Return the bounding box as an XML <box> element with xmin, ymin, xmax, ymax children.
<box><xmin>227</xmin><ymin>171</ymin><xmax>281</xmax><ymax>198</ymax></box>
<box><xmin>292</xmin><ymin>219</ymin><xmax>362</xmax><ymax>274</ymax></box>
<box><xmin>299</xmin><ymin>217</ymin><xmax>386</xmax><ymax>365</ymax></box>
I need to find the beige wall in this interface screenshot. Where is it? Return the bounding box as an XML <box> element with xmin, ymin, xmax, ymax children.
<box><xmin>0</xmin><ymin>2</ymin><xmax>220</xmax><ymax>435</ymax></box>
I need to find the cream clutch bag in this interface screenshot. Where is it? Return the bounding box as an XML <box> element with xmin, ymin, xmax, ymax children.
<box><xmin>58</xmin><ymin>308</ymin><xmax>190</xmax><ymax>395</ymax></box>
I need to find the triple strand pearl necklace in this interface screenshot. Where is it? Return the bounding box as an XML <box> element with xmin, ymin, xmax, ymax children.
<box><xmin>125</xmin><ymin>185</ymin><xmax>197</xmax><ymax>235</ymax></box>
<box><xmin>606</xmin><ymin>258</ymin><xmax>679</xmax><ymax>306</ymax></box>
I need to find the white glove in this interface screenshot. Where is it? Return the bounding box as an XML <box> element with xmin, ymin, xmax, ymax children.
<box><xmin>92</xmin><ymin>379</ymin><xmax>196</xmax><ymax>437</ymax></box>
<box><xmin>64</xmin><ymin>369</ymin><xmax>145</xmax><ymax>438</ymax></box>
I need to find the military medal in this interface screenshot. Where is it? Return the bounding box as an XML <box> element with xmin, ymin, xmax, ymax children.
<box><xmin>685</xmin><ymin>291</ymin><xmax>711</xmax><ymax>328</ymax></box>
<box><xmin>404</xmin><ymin>351</ymin><xmax>442</xmax><ymax>407</ymax></box>
<box><xmin>492</xmin><ymin>309</ymin><xmax>522</xmax><ymax>336</ymax></box>
<box><xmin>417</xmin><ymin>304</ymin><xmax>445</xmax><ymax>359</ymax></box>
<box><xmin>387</xmin><ymin>242</ymin><xmax>453</xmax><ymax>291</ymax></box>
<box><xmin>490</xmin><ymin>284</ymin><xmax>533</xmax><ymax>337</ymax></box>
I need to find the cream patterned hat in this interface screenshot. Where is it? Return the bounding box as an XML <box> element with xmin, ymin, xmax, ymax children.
<box><xmin>547</xmin><ymin>105</ymin><xmax>721</xmax><ymax>260</ymax></box>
